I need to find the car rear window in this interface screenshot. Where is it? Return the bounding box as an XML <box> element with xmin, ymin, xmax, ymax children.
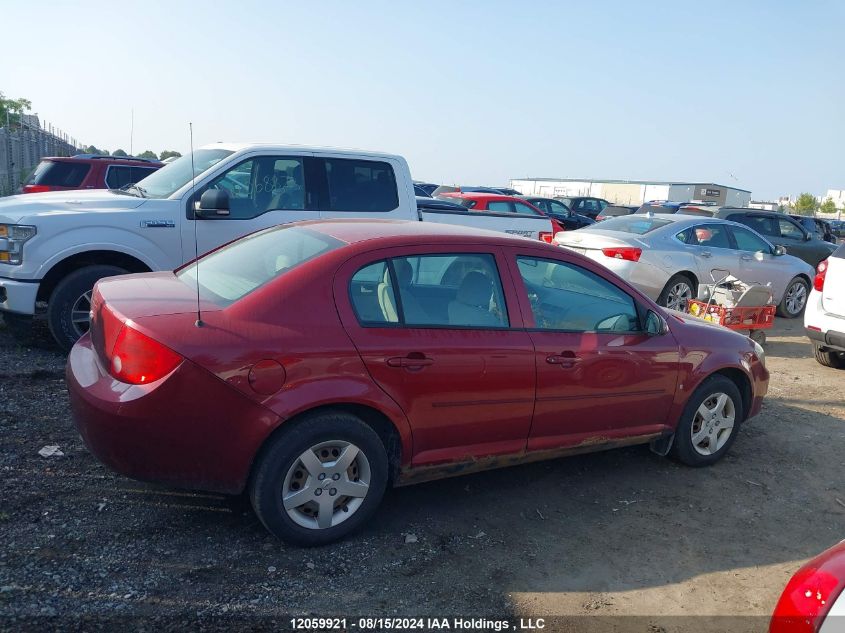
<box><xmin>177</xmin><ymin>226</ymin><xmax>343</xmax><ymax>307</ymax></box>
<box><xmin>26</xmin><ymin>160</ymin><xmax>90</xmax><ymax>187</ymax></box>
<box><xmin>593</xmin><ymin>215</ymin><xmax>673</xmax><ymax>234</ymax></box>
<box><xmin>323</xmin><ymin>158</ymin><xmax>399</xmax><ymax>212</ymax></box>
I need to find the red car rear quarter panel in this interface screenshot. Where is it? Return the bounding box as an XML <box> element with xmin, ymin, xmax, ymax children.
<box><xmin>142</xmin><ymin>254</ymin><xmax>415</xmax><ymax>471</ymax></box>
<box><xmin>66</xmin><ymin>335</ymin><xmax>278</xmax><ymax>494</ymax></box>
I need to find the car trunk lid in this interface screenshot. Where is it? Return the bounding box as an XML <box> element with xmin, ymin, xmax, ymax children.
<box><xmin>822</xmin><ymin>245</ymin><xmax>845</xmax><ymax>317</ymax></box>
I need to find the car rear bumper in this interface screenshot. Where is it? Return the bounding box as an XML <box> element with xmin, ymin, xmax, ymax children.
<box><xmin>805</xmin><ymin>327</ymin><xmax>845</xmax><ymax>352</ymax></box>
<box><xmin>0</xmin><ymin>276</ymin><xmax>39</xmax><ymax>315</ymax></box>
<box><xmin>804</xmin><ymin>289</ymin><xmax>845</xmax><ymax>352</ymax></box>
<box><xmin>66</xmin><ymin>334</ymin><xmax>280</xmax><ymax>494</ymax></box>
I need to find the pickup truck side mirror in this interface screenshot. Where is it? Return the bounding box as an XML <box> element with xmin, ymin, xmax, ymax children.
<box><xmin>196</xmin><ymin>189</ymin><xmax>230</xmax><ymax>218</ymax></box>
<box><xmin>773</xmin><ymin>245</ymin><xmax>786</xmax><ymax>256</ymax></box>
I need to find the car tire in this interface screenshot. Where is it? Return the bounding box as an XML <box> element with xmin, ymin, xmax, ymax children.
<box><xmin>47</xmin><ymin>265</ymin><xmax>128</xmax><ymax>352</ymax></box>
<box><xmin>812</xmin><ymin>342</ymin><xmax>845</xmax><ymax>369</ymax></box>
<box><xmin>657</xmin><ymin>274</ymin><xmax>697</xmax><ymax>312</ymax></box>
<box><xmin>249</xmin><ymin>410</ymin><xmax>389</xmax><ymax>546</ymax></box>
<box><xmin>776</xmin><ymin>277</ymin><xmax>810</xmax><ymax>319</ymax></box>
<box><xmin>671</xmin><ymin>375</ymin><xmax>743</xmax><ymax>467</ymax></box>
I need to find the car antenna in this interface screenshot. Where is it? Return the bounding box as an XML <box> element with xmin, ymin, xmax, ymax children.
<box><xmin>189</xmin><ymin>122</ymin><xmax>203</xmax><ymax>328</ymax></box>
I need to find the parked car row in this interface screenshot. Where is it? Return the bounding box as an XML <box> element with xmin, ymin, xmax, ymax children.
<box><xmin>22</xmin><ymin>154</ymin><xmax>163</xmax><ymax>194</ymax></box>
<box><xmin>553</xmin><ymin>214</ymin><xmax>815</xmax><ymax>318</ymax></box>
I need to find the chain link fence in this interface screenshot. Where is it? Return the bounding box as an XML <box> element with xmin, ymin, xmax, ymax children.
<box><xmin>0</xmin><ymin>125</ymin><xmax>80</xmax><ymax>196</ymax></box>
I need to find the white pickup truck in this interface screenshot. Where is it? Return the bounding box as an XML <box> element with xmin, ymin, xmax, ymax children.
<box><xmin>0</xmin><ymin>143</ymin><xmax>554</xmax><ymax>349</ymax></box>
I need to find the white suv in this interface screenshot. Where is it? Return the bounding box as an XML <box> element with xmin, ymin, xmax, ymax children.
<box><xmin>805</xmin><ymin>242</ymin><xmax>845</xmax><ymax>369</ymax></box>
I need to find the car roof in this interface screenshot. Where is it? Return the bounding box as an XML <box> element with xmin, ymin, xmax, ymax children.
<box><xmin>441</xmin><ymin>192</ymin><xmax>520</xmax><ymax>201</ymax></box>
<box><xmin>286</xmin><ymin>218</ymin><xmax>544</xmax><ymax>248</ymax></box>
<box><xmin>200</xmin><ymin>142</ymin><xmax>401</xmax><ymax>161</ymax></box>
<box><xmin>45</xmin><ymin>155</ymin><xmax>163</xmax><ymax>166</ymax></box>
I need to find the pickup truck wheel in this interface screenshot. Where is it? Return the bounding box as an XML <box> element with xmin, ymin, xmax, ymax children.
<box><xmin>47</xmin><ymin>265</ymin><xmax>128</xmax><ymax>352</ymax></box>
<box><xmin>813</xmin><ymin>342</ymin><xmax>845</xmax><ymax>369</ymax></box>
<box><xmin>776</xmin><ymin>277</ymin><xmax>809</xmax><ymax>318</ymax></box>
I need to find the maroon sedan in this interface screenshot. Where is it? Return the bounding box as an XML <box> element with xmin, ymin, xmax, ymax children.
<box><xmin>67</xmin><ymin>220</ymin><xmax>769</xmax><ymax>545</ymax></box>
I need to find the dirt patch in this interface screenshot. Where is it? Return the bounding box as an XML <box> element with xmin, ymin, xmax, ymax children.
<box><xmin>0</xmin><ymin>315</ymin><xmax>842</xmax><ymax>631</ymax></box>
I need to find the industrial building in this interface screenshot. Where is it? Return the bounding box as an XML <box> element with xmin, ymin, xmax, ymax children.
<box><xmin>509</xmin><ymin>178</ymin><xmax>752</xmax><ymax>207</ymax></box>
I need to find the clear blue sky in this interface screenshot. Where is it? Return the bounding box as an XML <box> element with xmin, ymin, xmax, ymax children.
<box><xmin>3</xmin><ymin>0</ymin><xmax>843</xmax><ymax>199</ymax></box>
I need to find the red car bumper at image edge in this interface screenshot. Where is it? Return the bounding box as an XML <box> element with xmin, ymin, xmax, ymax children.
<box><xmin>66</xmin><ymin>334</ymin><xmax>280</xmax><ymax>494</ymax></box>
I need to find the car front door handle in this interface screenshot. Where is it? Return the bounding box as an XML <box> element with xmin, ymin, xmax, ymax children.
<box><xmin>740</xmin><ymin>254</ymin><xmax>753</xmax><ymax>261</ymax></box>
<box><xmin>700</xmin><ymin>250</ymin><xmax>713</xmax><ymax>258</ymax></box>
<box><xmin>386</xmin><ymin>355</ymin><xmax>434</xmax><ymax>368</ymax></box>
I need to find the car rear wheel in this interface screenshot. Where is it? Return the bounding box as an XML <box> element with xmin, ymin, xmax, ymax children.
<box><xmin>671</xmin><ymin>375</ymin><xmax>743</xmax><ymax>467</ymax></box>
<box><xmin>658</xmin><ymin>274</ymin><xmax>696</xmax><ymax>312</ymax></box>
<box><xmin>812</xmin><ymin>342</ymin><xmax>845</xmax><ymax>369</ymax></box>
<box><xmin>249</xmin><ymin>411</ymin><xmax>388</xmax><ymax>546</ymax></box>
<box><xmin>47</xmin><ymin>265</ymin><xmax>128</xmax><ymax>352</ymax></box>
<box><xmin>776</xmin><ymin>277</ymin><xmax>809</xmax><ymax>318</ymax></box>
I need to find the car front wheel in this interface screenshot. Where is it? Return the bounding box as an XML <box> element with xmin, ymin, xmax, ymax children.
<box><xmin>671</xmin><ymin>375</ymin><xmax>743</xmax><ymax>467</ymax></box>
<box><xmin>249</xmin><ymin>411</ymin><xmax>389</xmax><ymax>546</ymax></box>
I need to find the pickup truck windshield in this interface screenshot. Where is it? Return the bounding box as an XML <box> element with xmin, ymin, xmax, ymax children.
<box><xmin>134</xmin><ymin>149</ymin><xmax>234</xmax><ymax>198</ymax></box>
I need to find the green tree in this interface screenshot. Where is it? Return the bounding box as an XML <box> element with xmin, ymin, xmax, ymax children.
<box><xmin>819</xmin><ymin>197</ymin><xmax>837</xmax><ymax>215</ymax></box>
<box><xmin>159</xmin><ymin>150</ymin><xmax>182</xmax><ymax>161</ymax></box>
<box><xmin>112</xmin><ymin>149</ymin><xmax>128</xmax><ymax>157</ymax></box>
<box><xmin>792</xmin><ymin>192</ymin><xmax>819</xmax><ymax>215</ymax></box>
<box><xmin>0</xmin><ymin>91</ymin><xmax>33</xmax><ymax>127</ymax></box>
<box><xmin>83</xmin><ymin>145</ymin><xmax>108</xmax><ymax>156</ymax></box>
<box><xmin>137</xmin><ymin>150</ymin><xmax>158</xmax><ymax>159</ymax></box>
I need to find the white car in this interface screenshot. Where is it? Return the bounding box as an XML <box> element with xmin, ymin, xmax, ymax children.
<box><xmin>0</xmin><ymin>143</ymin><xmax>554</xmax><ymax>350</ymax></box>
<box><xmin>805</xmin><ymin>243</ymin><xmax>845</xmax><ymax>368</ymax></box>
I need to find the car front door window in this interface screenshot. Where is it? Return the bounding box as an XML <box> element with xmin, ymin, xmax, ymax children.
<box><xmin>204</xmin><ymin>156</ymin><xmax>306</xmax><ymax>220</ymax></box>
<box><xmin>778</xmin><ymin>218</ymin><xmax>805</xmax><ymax>242</ymax></box>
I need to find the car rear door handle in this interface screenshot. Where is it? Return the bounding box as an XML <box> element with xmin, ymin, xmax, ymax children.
<box><xmin>386</xmin><ymin>355</ymin><xmax>434</xmax><ymax>368</ymax></box>
<box><xmin>546</xmin><ymin>351</ymin><xmax>581</xmax><ymax>366</ymax></box>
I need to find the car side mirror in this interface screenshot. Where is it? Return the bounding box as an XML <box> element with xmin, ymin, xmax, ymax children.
<box><xmin>804</xmin><ymin>232</ymin><xmax>812</xmax><ymax>241</ymax></box>
<box><xmin>773</xmin><ymin>245</ymin><xmax>786</xmax><ymax>256</ymax></box>
<box><xmin>196</xmin><ymin>189</ymin><xmax>230</xmax><ymax>218</ymax></box>
<box><xmin>645</xmin><ymin>310</ymin><xmax>667</xmax><ymax>336</ymax></box>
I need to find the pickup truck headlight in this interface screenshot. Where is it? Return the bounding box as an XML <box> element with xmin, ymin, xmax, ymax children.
<box><xmin>0</xmin><ymin>224</ymin><xmax>37</xmax><ymax>265</ymax></box>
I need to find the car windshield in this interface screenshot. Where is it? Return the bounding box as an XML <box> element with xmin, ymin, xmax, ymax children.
<box><xmin>133</xmin><ymin>149</ymin><xmax>234</xmax><ymax>199</ymax></box>
<box><xmin>177</xmin><ymin>225</ymin><xmax>343</xmax><ymax>307</ymax></box>
<box><xmin>593</xmin><ymin>215</ymin><xmax>673</xmax><ymax>234</ymax></box>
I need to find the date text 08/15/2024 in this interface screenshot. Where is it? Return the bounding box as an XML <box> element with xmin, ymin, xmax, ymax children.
<box><xmin>290</xmin><ymin>617</ymin><xmax>546</xmax><ymax>631</ymax></box>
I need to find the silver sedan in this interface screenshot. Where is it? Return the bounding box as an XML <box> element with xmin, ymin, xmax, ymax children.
<box><xmin>553</xmin><ymin>214</ymin><xmax>816</xmax><ymax>318</ymax></box>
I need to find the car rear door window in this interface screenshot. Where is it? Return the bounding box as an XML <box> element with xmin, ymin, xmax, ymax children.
<box><xmin>729</xmin><ymin>214</ymin><xmax>778</xmax><ymax>238</ymax></box>
<box><xmin>689</xmin><ymin>224</ymin><xmax>732</xmax><ymax>249</ymax></box>
<box><xmin>322</xmin><ymin>158</ymin><xmax>398</xmax><ymax>212</ymax></box>
<box><xmin>351</xmin><ymin>254</ymin><xmax>509</xmax><ymax>328</ymax></box>
<box><xmin>778</xmin><ymin>218</ymin><xmax>805</xmax><ymax>241</ymax></box>
<box><xmin>105</xmin><ymin>166</ymin><xmax>133</xmax><ymax>189</ymax></box>
<box><xmin>516</xmin><ymin>256</ymin><xmax>640</xmax><ymax>332</ymax></box>
<box><xmin>486</xmin><ymin>201</ymin><xmax>513</xmax><ymax>213</ymax></box>
<box><xmin>513</xmin><ymin>202</ymin><xmax>540</xmax><ymax>215</ymax></box>
<box><xmin>730</xmin><ymin>226</ymin><xmax>772</xmax><ymax>253</ymax></box>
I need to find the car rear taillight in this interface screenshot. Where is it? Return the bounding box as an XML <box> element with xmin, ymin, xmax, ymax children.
<box><xmin>770</xmin><ymin>563</ymin><xmax>844</xmax><ymax>633</ymax></box>
<box><xmin>601</xmin><ymin>247</ymin><xmax>642</xmax><ymax>262</ymax></box>
<box><xmin>109</xmin><ymin>325</ymin><xmax>182</xmax><ymax>384</ymax></box>
<box><xmin>22</xmin><ymin>185</ymin><xmax>52</xmax><ymax>194</ymax></box>
<box><xmin>539</xmin><ymin>232</ymin><xmax>554</xmax><ymax>243</ymax></box>
<box><xmin>814</xmin><ymin>259</ymin><xmax>828</xmax><ymax>292</ymax></box>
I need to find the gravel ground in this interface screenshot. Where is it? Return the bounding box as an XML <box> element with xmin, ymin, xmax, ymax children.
<box><xmin>0</xmin><ymin>315</ymin><xmax>843</xmax><ymax>632</ymax></box>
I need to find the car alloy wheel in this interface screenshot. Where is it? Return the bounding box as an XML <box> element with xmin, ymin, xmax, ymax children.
<box><xmin>690</xmin><ymin>392</ymin><xmax>735</xmax><ymax>456</ymax></box>
<box><xmin>666</xmin><ymin>281</ymin><xmax>693</xmax><ymax>311</ymax></box>
<box><xmin>784</xmin><ymin>280</ymin><xmax>808</xmax><ymax>316</ymax></box>
<box><xmin>70</xmin><ymin>290</ymin><xmax>93</xmax><ymax>339</ymax></box>
<box><xmin>282</xmin><ymin>440</ymin><xmax>371</xmax><ymax>530</ymax></box>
